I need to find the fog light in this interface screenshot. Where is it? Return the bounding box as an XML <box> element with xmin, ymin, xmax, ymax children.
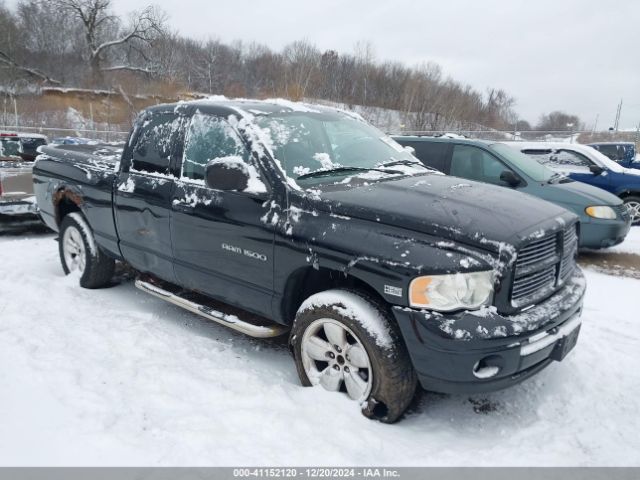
<box><xmin>473</xmin><ymin>355</ymin><xmax>503</xmax><ymax>379</ymax></box>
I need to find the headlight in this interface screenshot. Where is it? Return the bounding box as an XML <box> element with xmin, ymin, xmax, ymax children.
<box><xmin>585</xmin><ymin>206</ymin><xmax>617</xmax><ymax>220</ymax></box>
<box><xmin>409</xmin><ymin>271</ymin><xmax>494</xmax><ymax>312</ymax></box>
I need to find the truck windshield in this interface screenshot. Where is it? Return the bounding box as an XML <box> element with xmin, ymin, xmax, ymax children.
<box><xmin>256</xmin><ymin>112</ymin><xmax>427</xmax><ymax>185</ymax></box>
<box><xmin>490</xmin><ymin>143</ymin><xmax>555</xmax><ymax>182</ymax></box>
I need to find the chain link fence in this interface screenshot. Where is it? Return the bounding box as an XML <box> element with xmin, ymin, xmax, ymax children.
<box><xmin>2</xmin><ymin>124</ymin><xmax>639</xmax><ymax>149</ymax></box>
<box><xmin>0</xmin><ymin>125</ymin><xmax>129</xmax><ymax>143</ymax></box>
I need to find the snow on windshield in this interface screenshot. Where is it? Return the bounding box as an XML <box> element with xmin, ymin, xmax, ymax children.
<box><xmin>254</xmin><ymin>111</ymin><xmax>425</xmax><ymax>185</ymax></box>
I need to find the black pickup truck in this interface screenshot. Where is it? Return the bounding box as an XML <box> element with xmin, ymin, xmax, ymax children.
<box><xmin>33</xmin><ymin>99</ymin><xmax>586</xmax><ymax>422</ymax></box>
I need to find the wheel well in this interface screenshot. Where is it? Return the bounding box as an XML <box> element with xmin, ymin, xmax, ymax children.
<box><xmin>620</xmin><ymin>191</ymin><xmax>640</xmax><ymax>200</ymax></box>
<box><xmin>281</xmin><ymin>267</ymin><xmax>388</xmax><ymax>325</ymax></box>
<box><xmin>53</xmin><ymin>189</ymin><xmax>82</xmax><ymax>225</ymax></box>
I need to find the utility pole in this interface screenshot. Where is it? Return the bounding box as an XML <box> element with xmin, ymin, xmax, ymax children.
<box><xmin>614</xmin><ymin>99</ymin><xmax>623</xmax><ymax>132</ymax></box>
<box><xmin>13</xmin><ymin>96</ymin><xmax>18</xmax><ymax>128</ymax></box>
<box><xmin>592</xmin><ymin>114</ymin><xmax>599</xmax><ymax>134</ymax></box>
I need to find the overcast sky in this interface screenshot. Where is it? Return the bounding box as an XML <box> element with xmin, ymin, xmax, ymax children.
<box><xmin>10</xmin><ymin>0</ymin><xmax>640</xmax><ymax>128</ymax></box>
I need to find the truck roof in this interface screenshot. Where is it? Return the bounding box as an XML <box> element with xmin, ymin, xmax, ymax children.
<box><xmin>146</xmin><ymin>98</ymin><xmax>360</xmax><ymax>119</ymax></box>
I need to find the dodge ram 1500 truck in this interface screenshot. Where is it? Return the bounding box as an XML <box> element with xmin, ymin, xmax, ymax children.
<box><xmin>33</xmin><ymin>99</ymin><xmax>586</xmax><ymax>422</ymax></box>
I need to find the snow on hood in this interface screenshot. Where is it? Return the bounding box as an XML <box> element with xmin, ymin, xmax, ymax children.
<box><xmin>312</xmin><ymin>174</ymin><xmax>574</xmax><ymax>252</ymax></box>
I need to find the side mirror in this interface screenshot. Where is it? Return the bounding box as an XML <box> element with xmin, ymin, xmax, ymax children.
<box><xmin>205</xmin><ymin>158</ymin><xmax>250</xmax><ymax>191</ymax></box>
<box><xmin>403</xmin><ymin>145</ymin><xmax>416</xmax><ymax>155</ymax></box>
<box><xmin>500</xmin><ymin>170</ymin><xmax>521</xmax><ymax>187</ymax></box>
<box><xmin>589</xmin><ymin>165</ymin><xmax>604</xmax><ymax>176</ymax></box>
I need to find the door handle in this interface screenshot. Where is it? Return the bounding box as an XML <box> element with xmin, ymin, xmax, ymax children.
<box><xmin>172</xmin><ymin>200</ymin><xmax>195</xmax><ymax>212</ymax></box>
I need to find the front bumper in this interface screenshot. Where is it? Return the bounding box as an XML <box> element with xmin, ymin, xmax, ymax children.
<box><xmin>0</xmin><ymin>197</ymin><xmax>38</xmax><ymax>216</ymax></box>
<box><xmin>393</xmin><ymin>269</ymin><xmax>586</xmax><ymax>394</ymax></box>
<box><xmin>579</xmin><ymin>218</ymin><xmax>631</xmax><ymax>249</ymax></box>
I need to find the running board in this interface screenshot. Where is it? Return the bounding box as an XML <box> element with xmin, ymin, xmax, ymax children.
<box><xmin>135</xmin><ymin>279</ymin><xmax>289</xmax><ymax>338</ymax></box>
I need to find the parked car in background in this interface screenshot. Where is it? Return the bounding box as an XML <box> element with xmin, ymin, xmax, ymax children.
<box><xmin>33</xmin><ymin>99</ymin><xmax>586</xmax><ymax>422</ymax></box>
<box><xmin>509</xmin><ymin>142</ymin><xmax>640</xmax><ymax>226</ymax></box>
<box><xmin>588</xmin><ymin>142</ymin><xmax>639</xmax><ymax>169</ymax></box>
<box><xmin>394</xmin><ymin>136</ymin><xmax>631</xmax><ymax>248</ymax></box>
<box><xmin>0</xmin><ymin>132</ymin><xmax>46</xmax><ymax>217</ymax></box>
<box><xmin>50</xmin><ymin>137</ymin><xmax>92</xmax><ymax>145</ymax></box>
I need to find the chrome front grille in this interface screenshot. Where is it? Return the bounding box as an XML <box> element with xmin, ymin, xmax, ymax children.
<box><xmin>511</xmin><ymin>224</ymin><xmax>578</xmax><ymax>308</ymax></box>
<box><xmin>560</xmin><ymin>226</ymin><xmax>578</xmax><ymax>282</ymax></box>
<box><xmin>512</xmin><ymin>265</ymin><xmax>556</xmax><ymax>301</ymax></box>
<box><xmin>515</xmin><ymin>235</ymin><xmax>558</xmax><ymax>271</ymax></box>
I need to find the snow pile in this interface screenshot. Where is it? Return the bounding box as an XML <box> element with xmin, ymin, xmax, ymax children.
<box><xmin>610</xmin><ymin>227</ymin><xmax>640</xmax><ymax>255</ymax></box>
<box><xmin>1</xmin><ymin>235</ymin><xmax>640</xmax><ymax>466</ymax></box>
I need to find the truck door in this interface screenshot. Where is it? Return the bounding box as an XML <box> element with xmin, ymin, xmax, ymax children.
<box><xmin>170</xmin><ymin>112</ymin><xmax>275</xmax><ymax>316</ymax></box>
<box><xmin>114</xmin><ymin>112</ymin><xmax>182</xmax><ymax>282</ymax></box>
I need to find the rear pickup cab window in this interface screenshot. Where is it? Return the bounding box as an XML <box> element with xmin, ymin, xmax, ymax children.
<box><xmin>131</xmin><ymin>113</ymin><xmax>181</xmax><ymax>175</ymax></box>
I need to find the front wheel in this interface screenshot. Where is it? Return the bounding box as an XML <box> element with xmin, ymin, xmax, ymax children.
<box><xmin>623</xmin><ymin>196</ymin><xmax>640</xmax><ymax>226</ymax></box>
<box><xmin>291</xmin><ymin>290</ymin><xmax>417</xmax><ymax>423</ymax></box>
<box><xmin>59</xmin><ymin>212</ymin><xmax>115</xmax><ymax>288</ymax></box>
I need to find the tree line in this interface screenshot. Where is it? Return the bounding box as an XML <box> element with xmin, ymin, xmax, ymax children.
<box><xmin>0</xmin><ymin>0</ymin><xmax>582</xmax><ymax>132</ymax></box>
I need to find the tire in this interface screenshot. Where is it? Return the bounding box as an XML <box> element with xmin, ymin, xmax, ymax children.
<box><xmin>290</xmin><ymin>289</ymin><xmax>417</xmax><ymax>423</ymax></box>
<box><xmin>59</xmin><ymin>212</ymin><xmax>115</xmax><ymax>289</ymax></box>
<box><xmin>623</xmin><ymin>196</ymin><xmax>640</xmax><ymax>226</ymax></box>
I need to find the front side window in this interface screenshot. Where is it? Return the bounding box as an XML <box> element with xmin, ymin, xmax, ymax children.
<box><xmin>131</xmin><ymin>113</ymin><xmax>181</xmax><ymax>175</ymax></box>
<box><xmin>450</xmin><ymin>145</ymin><xmax>513</xmax><ymax>186</ymax></box>
<box><xmin>182</xmin><ymin>113</ymin><xmax>266</xmax><ymax>193</ymax></box>
<box><xmin>489</xmin><ymin>143</ymin><xmax>554</xmax><ymax>182</ymax></box>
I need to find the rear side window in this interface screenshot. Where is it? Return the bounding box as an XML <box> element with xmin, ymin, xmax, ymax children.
<box><xmin>401</xmin><ymin>141</ymin><xmax>450</xmax><ymax>173</ymax></box>
<box><xmin>131</xmin><ymin>113</ymin><xmax>181</xmax><ymax>175</ymax></box>
<box><xmin>182</xmin><ymin>113</ymin><xmax>251</xmax><ymax>181</ymax></box>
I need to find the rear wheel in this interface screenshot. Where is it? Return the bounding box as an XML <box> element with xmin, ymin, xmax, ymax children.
<box><xmin>623</xmin><ymin>196</ymin><xmax>640</xmax><ymax>226</ymax></box>
<box><xmin>291</xmin><ymin>290</ymin><xmax>417</xmax><ymax>423</ymax></box>
<box><xmin>59</xmin><ymin>213</ymin><xmax>115</xmax><ymax>288</ymax></box>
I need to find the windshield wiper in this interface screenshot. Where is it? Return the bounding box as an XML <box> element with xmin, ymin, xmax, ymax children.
<box><xmin>380</xmin><ymin>159</ymin><xmax>436</xmax><ymax>171</ymax></box>
<box><xmin>547</xmin><ymin>172</ymin><xmax>567</xmax><ymax>184</ymax></box>
<box><xmin>297</xmin><ymin>166</ymin><xmax>403</xmax><ymax>180</ymax></box>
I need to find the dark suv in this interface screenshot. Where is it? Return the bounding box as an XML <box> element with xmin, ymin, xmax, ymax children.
<box><xmin>589</xmin><ymin>142</ymin><xmax>638</xmax><ymax>170</ymax></box>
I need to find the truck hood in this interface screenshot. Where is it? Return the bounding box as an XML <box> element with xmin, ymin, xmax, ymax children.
<box><xmin>312</xmin><ymin>174</ymin><xmax>575</xmax><ymax>251</ymax></box>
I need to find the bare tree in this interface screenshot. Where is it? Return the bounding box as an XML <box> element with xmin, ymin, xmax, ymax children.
<box><xmin>536</xmin><ymin>111</ymin><xmax>583</xmax><ymax>131</ymax></box>
<box><xmin>49</xmin><ymin>0</ymin><xmax>167</xmax><ymax>84</ymax></box>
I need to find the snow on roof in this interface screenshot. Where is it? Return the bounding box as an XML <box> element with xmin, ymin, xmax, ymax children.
<box><xmin>0</xmin><ymin>131</ymin><xmax>47</xmax><ymax>140</ymax></box>
<box><xmin>504</xmin><ymin>141</ymin><xmax>596</xmax><ymax>155</ymax></box>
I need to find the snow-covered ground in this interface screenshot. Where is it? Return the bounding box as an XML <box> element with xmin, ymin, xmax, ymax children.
<box><xmin>1</xmin><ymin>233</ymin><xmax>640</xmax><ymax>466</ymax></box>
<box><xmin>610</xmin><ymin>227</ymin><xmax>640</xmax><ymax>255</ymax></box>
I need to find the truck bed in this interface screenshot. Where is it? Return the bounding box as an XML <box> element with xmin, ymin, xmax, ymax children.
<box><xmin>38</xmin><ymin>143</ymin><xmax>123</xmax><ymax>172</ymax></box>
<box><xmin>33</xmin><ymin>143</ymin><xmax>124</xmax><ymax>255</ymax></box>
